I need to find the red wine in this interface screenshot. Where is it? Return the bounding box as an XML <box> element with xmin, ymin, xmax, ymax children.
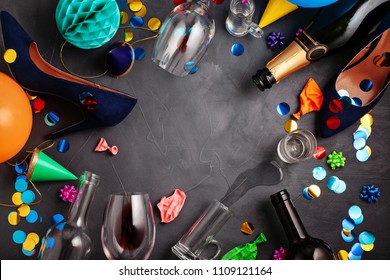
<box><xmin>271</xmin><ymin>189</ymin><xmax>336</xmax><ymax>260</ymax></box>
<box><xmin>117</xmin><ymin>204</ymin><xmax>146</xmax><ymax>250</ymax></box>
<box><xmin>253</xmin><ymin>0</ymin><xmax>390</xmax><ymax>91</ymax></box>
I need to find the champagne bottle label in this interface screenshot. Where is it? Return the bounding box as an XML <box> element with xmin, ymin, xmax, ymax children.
<box><xmin>295</xmin><ymin>30</ymin><xmax>329</xmax><ymax>61</ymax></box>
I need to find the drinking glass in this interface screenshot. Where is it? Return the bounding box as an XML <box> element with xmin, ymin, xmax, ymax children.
<box><xmin>225</xmin><ymin>0</ymin><xmax>263</xmax><ymax>38</ymax></box>
<box><xmin>101</xmin><ymin>192</ymin><xmax>156</xmax><ymax>259</ymax></box>
<box><xmin>277</xmin><ymin>129</ymin><xmax>317</xmax><ymax>163</ymax></box>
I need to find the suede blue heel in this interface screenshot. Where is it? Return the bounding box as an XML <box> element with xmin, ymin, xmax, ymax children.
<box><xmin>318</xmin><ymin>12</ymin><xmax>390</xmax><ymax>138</ymax></box>
<box><xmin>1</xmin><ymin>11</ymin><xmax>137</xmax><ymax>138</ymax></box>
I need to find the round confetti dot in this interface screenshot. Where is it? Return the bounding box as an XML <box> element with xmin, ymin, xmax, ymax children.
<box><xmin>231</xmin><ymin>43</ymin><xmax>244</xmax><ymax>56</ymax></box>
<box><xmin>356</xmin><ymin>146</ymin><xmax>371</xmax><ymax>162</ymax></box>
<box><xmin>360</xmin><ymin>79</ymin><xmax>373</xmax><ymax>92</ymax></box>
<box><xmin>130</xmin><ymin>16</ymin><xmax>144</xmax><ymax>27</ymax></box>
<box><xmin>360</xmin><ymin>114</ymin><xmax>374</xmax><ymax>126</ymax></box>
<box><xmin>4</xmin><ymin>48</ymin><xmax>17</xmax><ymax>63</ymax></box>
<box><xmin>353</xmin><ymin>137</ymin><xmax>366</xmax><ymax>150</ymax></box>
<box><xmin>134</xmin><ymin>47</ymin><xmax>145</xmax><ymax>60</ymax></box>
<box><xmin>44</xmin><ymin>111</ymin><xmax>60</xmax><ymax>126</ymax></box>
<box><xmin>329</xmin><ymin>99</ymin><xmax>343</xmax><ymax>113</ymax></box>
<box><xmin>14</xmin><ymin>162</ymin><xmax>28</xmax><ymax>173</ymax></box>
<box><xmin>15</xmin><ymin>179</ymin><xmax>28</xmax><ymax>192</ymax></box>
<box><xmin>21</xmin><ymin>190</ymin><xmax>35</xmax><ymax>204</ymax></box>
<box><xmin>120</xmin><ymin>11</ymin><xmax>129</xmax><ymax>24</ymax></box>
<box><xmin>339</xmin><ymin>96</ymin><xmax>352</xmax><ymax>110</ymax></box>
<box><xmin>18</xmin><ymin>204</ymin><xmax>31</xmax><ymax>217</ymax></box>
<box><xmin>342</xmin><ymin>218</ymin><xmax>355</xmax><ymax>231</ymax></box>
<box><xmin>307</xmin><ymin>184</ymin><xmax>321</xmax><ymax>198</ymax></box>
<box><xmin>148</xmin><ymin>18</ymin><xmax>161</xmax><ymax>31</ymax></box>
<box><xmin>8</xmin><ymin>211</ymin><xmax>20</xmax><ymax>226</ymax></box>
<box><xmin>284</xmin><ymin>119</ymin><xmax>298</xmax><ymax>133</ymax></box>
<box><xmin>23</xmin><ymin>238</ymin><xmax>36</xmax><ymax>251</ymax></box>
<box><xmin>13</xmin><ymin>230</ymin><xmax>26</xmax><ymax>244</ymax></box>
<box><xmin>312</xmin><ymin>166</ymin><xmax>326</xmax><ymax>181</ymax></box>
<box><xmin>353</xmin><ymin>214</ymin><xmax>364</xmax><ymax>225</ymax></box>
<box><xmin>341</xmin><ymin>230</ymin><xmax>355</xmax><ymax>242</ymax></box>
<box><xmin>353</xmin><ymin>130</ymin><xmax>368</xmax><ymax>141</ymax></box>
<box><xmin>124</xmin><ymin>30</ymin><xmax>133</xmax><ymax>42</ymax></box>
<box><xmin>134</xmin><ymin>5</ymin><xmax>147</xmax><ymax>17</ymax></box>
<box><xmin>357</xmin><ymin>124</ymin><xmax>371</xmax><ymax>137</ymax></box>
<box><xmin>334</xmin><ymin>179</ymin><xmax>347</xmax><ymax>194</ymax></box>
<box><xmin>22</xmin><ymin>247</ymin><xmax>36</xmax><ymax>257</ymax></box>
<box><xmin>27</xmin><ymin>232</ymin><xmax>40</xmax><ymax>245</ymax></box>
<box><xmin>12</xmin><ymin>192</ymin><xmax>23</xmax><ymax>206</ymax></box>
<box><xmin>337</xmin><ymin>250</ymin><xmax>349</xmax><ymax>260</ymax></box>
<box><xmin>313</xmin><ymin>146</ymin><xmax>326</xmax><ymax>160</ymax></box>
<box><xmin>350</xmin><ymin>243</ymin><xmax>364</xmax><ymax>256</ymax></box>
<box><xmin>26</xmin><ymin>210</ymin><xmax>39</xmax><ymax>224</ymax></box>
<box><xmin>32</xmin><ymin>97</ymin><xmax>45</xmax><ymax>113</ymax></box>
<box><xmin>359</xmin><ymin>231</ymin><xmax>375</xmax><ymax>245</ymax></box>
<box><xmin>337</xmin><ymin>89</ymin><xmax>349</xmax><ymax>97</ymax></box>
<box><xmin>52</xmin><ymin>214</ymin><xmax>66</xmax><ymax>230</ymax></box>
<box><xmin>57</xmin><ymin>139</ymin><xmax>70</xmax><ymax>153</ymax></box>
<box><xmin>326</xmin><ymin>115</ymin><xmax>341</xmax><ymax>130</ymax></box>
<box><xmin>360</xmin><ymin>243</ymin><xmax>374</xmax><ymax>252</ymax></box>
<box><xmin>348</xmin><ymin>205</ymin><xmax>362</xmax><ymax>220</ymax></box>
<box><xmin>277</xmin><ymin>102</ymin><xmax>290</xmax><ymax>116</ymax></box>
<box><xmin>129</xmin><ymin>1</ymin><xmax>143</xmax><ymax>12</ymax></box>
<box><xmin>351</xmin><ymin>97</ymin><xmax>362</xmax><ymax>106</ymax></box>
<box><xmin>327</xmin><ymin>176</ymin><xmax>340</xmax><ymax>191</ymax></box>
<box><xmin>348</xmin><ymin>251</ymin><xmax>361</xmax><ymax>260</ymax></box>
<box><xmin>302</xmin><ymin>188</ymin><xmax>313</xmax><ymax>200</ymax></box>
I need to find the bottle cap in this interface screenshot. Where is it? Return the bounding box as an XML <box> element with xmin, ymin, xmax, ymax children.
<box><xmin>270</xmin><ymin>189</ymin><xmax>290</xmax><ymax>205</ymax></box>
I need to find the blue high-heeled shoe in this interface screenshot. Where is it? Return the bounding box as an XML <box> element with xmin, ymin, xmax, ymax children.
<box><xmin>1</xmin><ymin>11</ymin><xmax>137</xmax><ymax>138</ymax></box>
<box><xmin>318</xmin><ymin>12</ymin><xmax>390</xmax><ymax>138</ymax></box>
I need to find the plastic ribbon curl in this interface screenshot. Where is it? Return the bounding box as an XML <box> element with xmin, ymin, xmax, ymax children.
<box><xmin>157</xmin><ymin>189</ymin><xmax>187</xmax><ymax>223</ymax></box>
<box><xmin>221</xmin><ymin>232</ymin><xmax>267</xmax><ymax>260</ymax></box>
<box><xmin>293</xmin><ymin>78</ymin><xmax>323</xmax><ymax>120</ymax></box>
<box><xmin>94</xmin><ymin>137</ymin><xmax>118</xmax><ymax>155</ymax></box>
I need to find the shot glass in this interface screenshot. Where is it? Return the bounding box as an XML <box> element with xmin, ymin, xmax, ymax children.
<box><xmin>171</xmin><ymin>200</ymin><xmax>232</xmax><ymax>260</ymax></box>
<box><xmin>225</xmin><ymin>0</ymin><xmax>263</xmax><ymax>38</ymax></box>
<box><xmin>277</xmin><ymin>129</ymin><xmax>317</xmax><ymax>163</ymax></box>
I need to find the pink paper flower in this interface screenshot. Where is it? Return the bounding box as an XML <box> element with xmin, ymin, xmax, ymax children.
<box><xmin>157</xmin><ymin>189</ymin><xmax>187</xmax><ymax>223</ymax></box>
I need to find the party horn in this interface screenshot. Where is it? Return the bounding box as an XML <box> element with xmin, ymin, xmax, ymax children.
<box><xmin>259</xmin><ymin>0</ymin><xmax>339</xmax><ymax>28</ymax></box>
<box><xmin>26</xmin><ymin>148</ymin><xmax>77</xmax><ymax>182</ymax></box>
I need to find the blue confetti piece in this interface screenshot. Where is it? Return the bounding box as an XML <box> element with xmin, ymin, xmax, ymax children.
<box><xmin>12</xmin><ymin>230</ymin><xmax>26</xmax><ymax>244</ymax></box>
<box><xmin>351</xmin><ymin>97</ymin><xmax>362</xmax><ymax>107</ymax></box>
<box><xmin>22</xmin><ymin>247</ymin><xmax>36</xmax><ymax>257</ymax></box>
<box><xmin>341</xmin><ymin>230</ymin><xmax>355</xmax><ymax>243</ymax></box>
<box><xmin>21</xmin><ymin>190</ymin><xmax>35</xmax><ymax>204</ymax></box>
<box><xmin>276</xmin><ymin>102</ymin><xmax>290</xmax><ymax>116</ymax></box>
<box><xmin>353</xmin><ymin>137</ymin><xmax>366</xmax><ymax>150</ymax></box>
<box><xmin>359</xmin><ymin>231</ymin><xmax>375</xmax><ymax>245</ymax></box>
<box><xmin>348</xmin><ymin>205</ymin><xmax>362</xmax><ymax>220</ymax></box>
<box><xmin>353</xmin><ymin>214</ymin><xmax>364</xmax><ymax>225</ymax></box>
<box><xmin>334</xmin><ymin>179</ymin><xmax>346</xmax><ymax>194</ymax></box>
<box><xmin>14</xmin><ymin>162</ymin><xmax>28</xmax><ymax>173</ymax></box>
<box><xmin>130</xmin><ymin>16</ymin><xmax>144</xmax><ymax>27</ymax></box>
<box><xmin>360</xmin><ymin>79</ymin><xmax>373</xmax><ymax>92</ymax></box>
<box><xmin>350</xmin><ymin>243</ymin><xmax>364</xmax><ymax>256</ymax></box>
<box><xmin>327</xmin><ymin>176</ymin><xmax>340</xmax><ymax>191</ymax></box>
<box><xmin>312</xmin><ymin>166</ymin><xmax>326</xmax><ymax>181</ymax></box>
<box><xmin>57</xmin><ymin>139</ymin><xmax>70</xmax><ymax>153</ymax></box>
<box><xmin>348</xmin><ymin>251</ymin><xmax>362</xmax><ymax>260</ymax></box>
<box><xmin>15</xmin><ymin>179</ymin><xmax>28</xmax><ymax>192</ymax></box>
<box><xmin>356</xmin><ymin>147</ymin><xmax>371</xmax><ymax>162</ymax></box>
<box><xmin>302</xmin><ymin>188</ymin><xmax>313</xmax><ymax>200</ymax></box>
<box><xmin>342</xmin><ymin>218</ymin><xmax>355</xmax><ymax>231</ymax></box>
<box><xmin>26</xmin><ymin>210</ymin><xmax>39</xmax><ymax>224</ymax></box>
<box><xmin>231</xmin><ymin>43</ymin><xmax>244</xmax><ymax>56</ymax></box>
<box><xmin>353</xmin><ymin>130</ymin><xmax>368</xmax><ymax>141</ymax></box>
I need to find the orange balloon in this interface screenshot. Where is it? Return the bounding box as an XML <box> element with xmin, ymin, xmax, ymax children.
<box><xmin>0</xmin><ymin>72</ymin><xmax>33</xmax><ymax>163</ymax></box>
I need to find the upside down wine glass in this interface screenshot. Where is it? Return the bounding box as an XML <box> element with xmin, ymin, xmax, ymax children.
<box><xmin>101</xmin><ymin>192</ymin><xmax>156</xmax><ymax>259</ymax></box>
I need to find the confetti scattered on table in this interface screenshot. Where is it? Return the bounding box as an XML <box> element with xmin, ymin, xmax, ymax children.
<box><xmin>312</xmin><ymin>166</ymin><xmax>326</xmax><ymax>181</ymax></box>
<box><xmin>231</xmin><ymin>43</ymin><xmax>244</xmax><ymax>56</ymax></box>
<box><xmin>313</xmin><ymin>146</ymin><xmax>326</xmax><ymax>160</ymax></box>
<box><xmin>276</xmin><ymin>102</ymin><xmax>290</xmax><ymax>116</ymax></box>
<box><xmin>302</xmin><ymin>184</ymin><xmax>321</xmax><ymax>200</ymax></box>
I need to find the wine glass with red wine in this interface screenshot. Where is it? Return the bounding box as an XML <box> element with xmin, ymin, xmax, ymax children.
<box><xmin>101</xmin><ymin>192</ymin><xmax>156</xmax><ymax>259</ymax></box>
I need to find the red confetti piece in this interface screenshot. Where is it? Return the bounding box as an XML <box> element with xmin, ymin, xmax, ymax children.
<box><xmin>326</xmin><ymin>115</ymin><xmax>341</xmax><ymax>130</ymax></box>
<box><xmin>314</xmin><ymin>146</ymin><xmax>326</xmax><ymax>160</ymax></box>
<box><xmin>31</xmin><ymin>98</ymin><xmax>45</xmax><ymax>113</ymax></box>
<box><xmin>329</xmin><ymin>99</ymin><xmax>343</xmax><ymax>113</ymax></box>
<box><xmin>173</xmin><ymin>0</ymin><xmax>186</xmax><ymax>6</ymax></box>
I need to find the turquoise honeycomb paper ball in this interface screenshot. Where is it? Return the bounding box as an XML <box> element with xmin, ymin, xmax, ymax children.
<box><xmin>55</xmin><ymin>0</ymin><xmax>120</xmax><ymax>49</ymax></box>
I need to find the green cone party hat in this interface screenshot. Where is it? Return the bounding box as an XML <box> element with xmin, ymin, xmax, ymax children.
<box><xmin>26</xmin><ymin>148</ymin><xmax>78</xmax><ymax>182</ymax></box>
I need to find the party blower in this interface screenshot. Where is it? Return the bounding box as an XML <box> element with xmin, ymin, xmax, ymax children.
<box><xmin>259</xmin><ymin>0</ymin><xmax>339</xmax><ymax>28</ymax></box>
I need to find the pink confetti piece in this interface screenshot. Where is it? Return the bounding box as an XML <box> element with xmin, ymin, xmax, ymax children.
<box><xmin>94</xmin><ymin>137</ymin><xmax>118</xmax><ymax>155</ymax></box>
<box><xmin>157</xmin><ymin>189</ymin><xmax>187</xmax><ymax>223</ymax></box>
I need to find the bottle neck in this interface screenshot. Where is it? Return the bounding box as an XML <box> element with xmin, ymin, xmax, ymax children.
<box><xmin>271</xmin><ymin>190</ymin><xmax>308</xmax><ymax>243</ymax></box>
<box><xmin>67</xmin><ymin>171</ymin><xmax>100</xmax><ymax>228</ymax></box>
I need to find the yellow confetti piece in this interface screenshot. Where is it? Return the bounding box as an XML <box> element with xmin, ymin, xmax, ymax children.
<box><xmin>240</xmin><ymin>222</ymin><xmax>254</xmax><ymax>235</ymax></box>
<box><xmin>22</xmin><ymin>238</ymin><xmax>36</xmax><ymax>251</ymax></box>
<box><xmin>129</xmin><ymin>1</ymin><xmax>143</xmax><ymax>12</ymax></box>
<box><xmin>360</xmin><ymin>113</ymin><xmax>374</xmax><ymax>127</ymax></box>
<box><xmin>8</xmin><ymin>211</ymin><xmax>20</xmax><ymax>226</ymax></box>
<box><xmin>26</xmin><ymin>232</ymin><xmax>40</xmax><ymax>245</ymax></box>
<box><xmin>4</xmin><ymin>48</ymin><xmax>17</xmax><ymax>63</ymax></box>
<box><xmin>365</xmin><ymin>145</ymin><xmax>372</xmax><ymax>156</ymax></box>
<box><xmin>308</xmin><ymin>184</ymin><xmax>321</xmax><ymax>198</ymax></box>
<box><xmin>124</xmin><ymin>30</ymin><xmax>134</xmax><ymax>42</ymax></box>
<box><xmin>12</xmin><ymin>192</ymin><xmax>23</xmax><ymax>206</ymax></box>
<box><xmin>120</xmin><ymin>11</ymin><xmax>129</xmax><ymax>24</ymax></box>
<box><xmin>284</xmin><ymin>119</ymin><xmax>298</xmax><ymax>133</ymax></box>
<box><xmin>134</xmin><ymin>5</ymin><xmax>147</xmax><ymax>17</ymax></box>
<box><xmin>342</xmin><ymin>229</ymin><xmax>351</xmax><ymax>237</ymax></box>
<box><xmin>360</xmin><ymin>243</ymin><xmax>374</xmax><ymax>252</ymax></box>
<box><xmin>148</xmin><ymin>17</ymin><xmax>161</xmax><ymax>31</ymax></box>
<box><xmin>337</xmin><ymin>250</ymin><xmax>348</xmax><ymax>260</ymax></box>
<box><xmin>18</xmin><ymin>204</ymin><xmax>30</xmax><ymax>217</ymax></box>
